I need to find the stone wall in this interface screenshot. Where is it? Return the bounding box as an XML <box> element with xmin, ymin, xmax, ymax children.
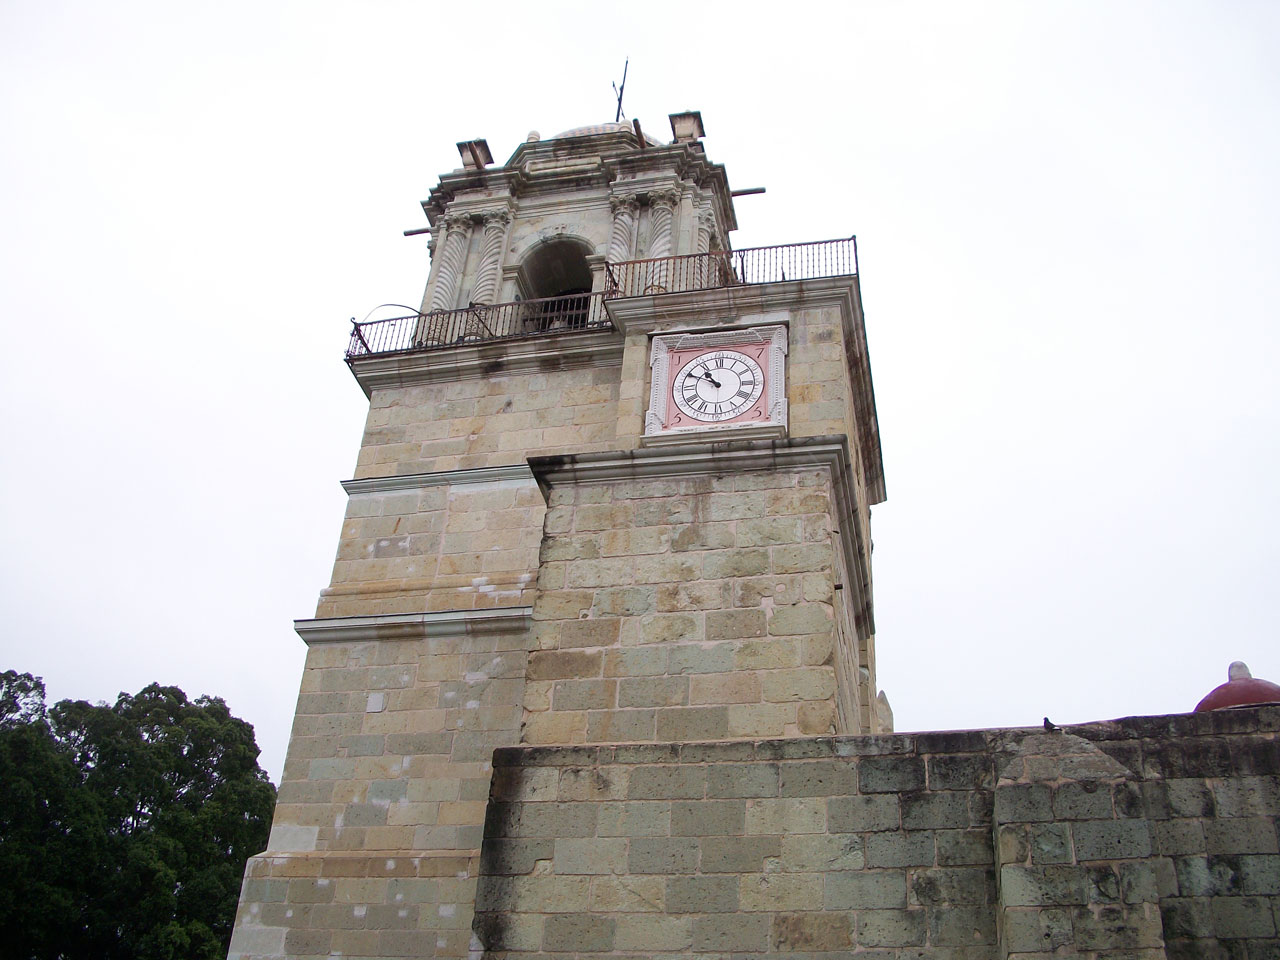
<box><xmin>523</xmin><ymin>466</ymin><xmax>845</xmax><ymax>746</ymax></box>
<box><xmin>473</xmin><ymin>706</ymin><xmax>1280</xmax><ymax>959</ymax></box>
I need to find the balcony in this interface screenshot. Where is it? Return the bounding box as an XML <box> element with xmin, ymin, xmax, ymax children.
<box><xmin>604</xmin><ymin>236</ymin><xmax>858</xmax><ymax>299</ymax></box>
<box><xmin>345</xmin><ymin>237</ymin><xmax>857</xmax><ymax>360</ymax></box>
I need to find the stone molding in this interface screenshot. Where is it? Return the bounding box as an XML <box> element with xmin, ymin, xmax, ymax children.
<box><xmin>341</xmin><ymin>463</ymin><xmax>535</xmax><ymax>495</ymax></box>
<box><xmin>293</xmin><ymin>607</ymin><xmax>534</xmax><ymax>645</ymax></box>
<box><xmin>347</xmin><ymin>328</ymin><xmax>623</xmax><ymax>396</ymax></box>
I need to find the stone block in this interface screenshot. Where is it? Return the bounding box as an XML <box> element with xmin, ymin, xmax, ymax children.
<box><xmin>628</xmin><ymin>764</ymin><xmax>706</xmax><ymax>800</ymax></box>
<box><xmin>628</xmin><ymin>838</ymin><xmax>698</xmax><ymax>874</ymax></box>
<box><xmin>828</xmin><ymin>794</ymin><xmax>901</xmax><ymax>832</ymax></box>
<box><xmin>1053</xmin><ymin>780</ymin><xmax>1115</xmax><ymax>820</ymax></box>
<box><xmin>902</xmin><ymin>791</ymin><xmax>971</xmax><ymax>829</ymax></box>
<box><xmin>779</xmin><ymin>760</ymin><xmax>857</xmax><ymax>796</ymax></box>
<box><xmin>768</xmin><ymin>602</ymin><xmax>833</xmax><ymax>636</ymax></box>
<box><xmin>619</xmin><ymin>676</ymin><xmax>688</xmax><ymax>708</ymax></box>
<box><xmin>603</xmin><ymin>646</ymin><xmax>667</xmax><ymax>677</ymax></box>
<box><xmin>690</xmin><ymin>672</ymin><xmax>762</xmax><ymax>704</ymax></box>
<box><xmin>999</xmin><ymin>865</ymin><xmax>1088</xmax><ymax>906</ymax></box>
<box><xmin>761</xmin><ymin>667</ymin><xmax>837</xmax><ymax>702</ymax></box>
<box><xmin>727</xmin><ymin>702</ymin><xmax>795</xmax><ymax>737</ymax></box>
<box><xmin>929</xmin><ymin>903</ymin><xmax>997</xmax><ymax>945</ymax></box>
<box><xmin>596</xmin><ymin>801</ymin><xmax>671</xmax><ymax>837</ymax></box>
<box><xmin>1070</xmin><ymin>903</ymin><xmax>1166</xmax><ymax>949</ymax></box>
<box><xmin>705</xmin><ymin>608</ymin><xmax>767</xmax><ymax>640</ymax></box>
<box><xmin>543</xmin><ymin>913</ymin><xmax>616</xmax><ymax>952</ymax></box>
<box><xmin>666</xmin><ymin>875</ymin><xmax>739</xmax><ymax>913</ymax></box>
<box><xmin>669</xmin><ymin>799</ymin><xmax>746</xmax><ymax>838</ymax></box>
<box><xmin>589</xmin><ymin>875</ymin><xmax>666</xmax><ymax>913</ymax></box>
<box><xmin>798</xmin><ymin>699</ymin><xmax>837</xmax><ymax>734</ymax></box>
<box><xmin>558</xmin><ymin>617</ymin><xmax>621</xmax><ymax>648</ymax></box>
<box><xmin>745</xmin><ymin>797</ymin><xmax>826</xmax><ymax>834</ymax></box>
<box><xmin>670</xmin><ymin>522</ymin><xmax>735</xmax><ymax>552</ymax></box>
<box><xmin>856</xmin><ymin>908</ymin><xmax>927</xmax><ymax>947</ymax></box>
<box><xmin>594</xmin><ymin>585</ymin><xmax>657</xmax><ymax>616</ymax></box>
<box><xmin>936</xmin><ymin>828</ymin><xmax>993</xmax><ymax>866</ymax></box>
<box><xmin>613</xmin><ymin>914</ymin><xmax>691</xmax><ymax>951</ymax></box>
<box><xmin>1174</xmin><ymin>855</ymin><xmax>1243</xmax><ymax>897</ymax></box>
<box><xmin>472</xmin><ymin>912</ymin><xmax>543</xmax><ymax>952</ymax></box>
<box><xmin>779</xmin><ymin>833</ymin><xmax>865</xmax><ymax>872</ymax></box>
<box><xmin>552</xmin><ymin>678</ymin><xmax>616</xmax><ymax>711</ymax></box>
<box><xmin>656</xmin><ymin>706</ymin><xmax>729</xmax><ymax>742</ymax></box>
<box><xmin>1205</xmin><ymin>817</ymin><xmax>1279</xmax><ymax>855</ymax></box>
<box><xmin>707</xmin><ymin>762</ymin><xmax>779</xmax><ymax>798</ymax></box>
<box><xmin>1239</xmin><ymin>854</ymin><xmax>1280</xmax><ymax>895</ymax></box>
<box><xmin>692</xmin><ymin>912</ymin><xmax>771</xmax><ymax>952</ymax></box>
<box><xmin>527</xmin><ymin>649</ymin><xmax>601</xmax><ymax>681</ymax></box>
<box><xmin>668</xmin><ymin>643</ymin><xmax>736</xmax><ymax>675</ymax></box>
<box><xmin>586</xmin><ymin>708</ymin><xmax>656</xmax><ymax>743</ymax></box>
<box><xmin>909</xmin><ymin>866</ymin><xmax>995</xmax><ymax>905</ymax></box>
<box><xmin>865</xmin><ymin>830</ymin><xmax>936</xmax><ymax>868</ymax></box>
<box><xmin>1157</xmin><ymin>819</ymin><xmax>1206</xmax><ymax>856</ymax></box>
<box><xmin>825</xmin><ymin>869</ymin><xmax>906</xmax><ymax>909</ymax></box>
<box><xmin>1028</xmin><ymin>822</ymin><xmax>1073</xmax><ymax>864</ymax></box>
<box><xmin>1073</xmin><ymin>818</ymin><xmax>1152</xmax><ymax>861</ymax></box>
<box><xmin>771</xmin><ymin>912</ymin><xmax>853</xmax><ymax>951</ymax></box>
<box><xmin>739</xmin><ymin>872</ymin><xmax>824</xmax><ymax>911</ymax></box>
<box><xmin>772</xmin><ymin>543</ymin><xmax>831</xmax><ymax>574</ymax></box>
<box><xmin>994</xmin><ymin>783</ymin><xmax>1054</xmax><ymax>823</ymax></box>
<box><xmin>700</xmin><ymin>835</ymin><xmax>782</xmax><ymax>873</ymax></box>
<box><xmin>479</xmin><ymin>838</ymin><xmax>554</xmax><ymax>875</ymax></box>
<box><xmin>860</xmin><ymin>756</ymin><xmax>926</xmax><ymax>793</ymax></box>
<box><xmin>554</xmin><ymin>837</ymin><xmax>628</xmax><ymax>875</ymax></box>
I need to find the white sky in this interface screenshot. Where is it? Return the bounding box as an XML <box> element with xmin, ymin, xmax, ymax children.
<box><xmin>1</xmin><ymin>1</ymin><xmax>1277</xmax><ymax>783</ymax></box>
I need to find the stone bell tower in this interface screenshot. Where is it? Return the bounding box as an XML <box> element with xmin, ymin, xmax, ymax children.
<box><xmin>228</xmin><ymin>112</ymin><xmax>887</xmax><ymax>959</ymax></box>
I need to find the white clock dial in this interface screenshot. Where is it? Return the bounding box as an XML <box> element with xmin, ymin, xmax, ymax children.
<box><xmin>672</xmin><ymin>350</ymin><xmax>765</xmax><ymax>422</ymax></box>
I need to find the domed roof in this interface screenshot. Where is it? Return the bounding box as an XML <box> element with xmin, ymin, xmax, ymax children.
<box><xmin>551</xmin><ymin>122</ymin><xmax>664</xmax><ymax>146</ymax></box>
<box><xmin>1194</xmin><ymin>661</ymin><xmax>1280</xmax><ymax>712</ymax></box>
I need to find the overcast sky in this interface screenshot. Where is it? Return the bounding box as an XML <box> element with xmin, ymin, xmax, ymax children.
<box><xmin>2</xmin><ymin>1</ymin><xmax>1277</xmax><ymax>783</ymax></box>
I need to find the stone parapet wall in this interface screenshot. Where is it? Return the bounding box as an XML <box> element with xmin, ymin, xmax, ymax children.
<box><xmin>471</xmin><ymin>707</ymin><xmax>1280</xmax><ymax>960</ymax></box>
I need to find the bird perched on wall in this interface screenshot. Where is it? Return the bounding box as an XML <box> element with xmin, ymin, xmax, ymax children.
<box><xmin>1043</xmin><ymin>717</ymin><xmax>1059</xmax><ymax>732</ymax></box>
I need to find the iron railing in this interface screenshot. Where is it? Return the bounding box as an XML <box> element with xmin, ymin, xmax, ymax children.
<box><xmin>605</xmin><ymin>236</ymin><xmax>858</xmax><ymax>298</ymax></box>
<box><xmin>346</xmin><ymin>292</ymin><xmax>609</xmax><ymax>359</ymax></box>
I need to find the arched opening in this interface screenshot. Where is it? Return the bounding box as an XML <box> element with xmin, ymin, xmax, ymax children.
<box><xmin>517</xmin><ymin>238</ymin><xmax>594</xmax><ymax>329</ymax></box>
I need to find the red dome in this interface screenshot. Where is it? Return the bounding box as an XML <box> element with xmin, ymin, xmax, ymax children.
<box><xmin>1194</xmin><ymin>662</ymin><xmax>1280</xmax><ymax>712</ymax></box>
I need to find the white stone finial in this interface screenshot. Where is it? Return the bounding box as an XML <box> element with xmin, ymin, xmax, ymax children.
<box><xmin>526</xmin><ymin>130</ymin><xmax>541</xmax><ymax>142</ymax></box>
<box><xmin>1228</xmin><ymin>661</ymin><xmax>1253</xmax><ymax>681</ymax></box>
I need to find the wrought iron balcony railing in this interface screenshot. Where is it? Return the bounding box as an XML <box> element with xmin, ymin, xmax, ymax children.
<box><xmin>346</xmin><ymin>292</ymin><xmax>609</xmax><ymax>360</ymax></box>
<box><xmin>346</xmin><ymin>238</ymin><xmax>859</xmax><ymax>359</ymax></box>
<box><xmin>604</xmin><ymin>236</ymin><xmax>857</xmax><ymax>299</ymax></box>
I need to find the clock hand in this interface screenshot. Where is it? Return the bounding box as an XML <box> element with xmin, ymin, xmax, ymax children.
<box><xmin>700</xmin><ymin>369</ymin><xmax>722</xmax><ymax>389</ymax></box>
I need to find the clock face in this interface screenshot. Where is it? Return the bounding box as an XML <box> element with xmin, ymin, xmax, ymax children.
<box><xmin>671</xmin><ymin>350</ymin><xmax>766</xmax><ymax>423</ymax></box>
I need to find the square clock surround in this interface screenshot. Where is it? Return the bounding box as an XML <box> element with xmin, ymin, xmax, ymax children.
<box><xmin>643</xmin><ymin>324</ymin><xmax>788</xmax><ymax>445</ymax></box>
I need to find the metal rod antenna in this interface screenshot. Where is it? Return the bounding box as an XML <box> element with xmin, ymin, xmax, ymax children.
<box><xmin>613</xmin><ymin>58</ymin><xmax>629</xmax><ymax>122</ymax></box>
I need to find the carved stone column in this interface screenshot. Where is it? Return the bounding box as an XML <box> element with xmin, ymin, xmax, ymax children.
<box><xmin>695</xmin><ymin>209</ymin><xmax>717</xmax><ymax>290</ymax></box>
<box><xmin>470</xmin><ymin>210</ymin><xmax>511</xmax><ymax>305</ymax></box>
<box><xmin>606</xmin><ymin>195</ymin><xmax>639</xmax><ymax>295</ymax></box>
<box><xmin>645</xmin><ymin>189</ymin><xmax>679</xmax><ymax>293</ymax></box>
<box><xmin>426</xmin><ymin>214</ymin><xmax>472</xmax><ymax>312</ymax></box>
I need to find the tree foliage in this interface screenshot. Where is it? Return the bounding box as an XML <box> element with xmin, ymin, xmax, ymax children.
<box><xmin>0</xmin><ymin>671</ymin><xmax>276</xmax><ymax>960</ymax></box>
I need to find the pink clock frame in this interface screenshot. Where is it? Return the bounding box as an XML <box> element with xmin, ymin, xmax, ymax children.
<box><xmin>644</xmin><ymin>325</ymin><xmax>789</xmax><ymax>442</ymax></box>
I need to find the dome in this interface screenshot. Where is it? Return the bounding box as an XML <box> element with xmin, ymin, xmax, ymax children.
<box><xmin>1194</xmin><ymin>661</ymin><xmax>1280</xmax><ymax>712</ymax></box>
<box><xmin>551</xmin><ymin>122</ymin><xmax>664</xmax><ymax>146</ymax></box>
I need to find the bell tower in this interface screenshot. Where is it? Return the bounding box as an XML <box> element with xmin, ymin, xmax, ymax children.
<box><xmin>229</xmin><ymin>112</ymin><xmax>886</xmax><ymax>959</ymax></box>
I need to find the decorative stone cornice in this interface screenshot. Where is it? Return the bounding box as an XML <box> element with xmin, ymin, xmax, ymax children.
<box><xmin>294</xmin><ymin>607</ymin><xmax>533</xmax><ymax>645</ymax></box>
<box><xmin>347</xmin><ymin>328</ymin><xmax>623</xmax><ymax>396</ymax></box>
<box><xmin>342</xmin><ymin>463</ymin><xmax>535</xmax><ymax>495</ymax></box>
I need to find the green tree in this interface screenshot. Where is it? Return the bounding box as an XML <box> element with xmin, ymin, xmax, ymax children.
<box><xmin>0</xmin><ymin>673</ymin><xmax>276</xmax><ymax>960</ymax></box>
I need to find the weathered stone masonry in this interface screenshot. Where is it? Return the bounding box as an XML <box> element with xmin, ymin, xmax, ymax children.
<box><xmin>477</xmin><ymin>707</ymin><xmax>1280</xmax><ymax>959</ymax></box>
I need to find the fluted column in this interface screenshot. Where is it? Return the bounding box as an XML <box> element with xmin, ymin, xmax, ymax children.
<box><xmin>427</xmin><ymin>214</ymin><xmax>472</xmax><ymax>312</ymax></box>
<box><xmin>645</xmin><ymin>189</ymin><xmax>679</xmax><ymax>293</ymax></box>
<box><xmin>471</xmin><ymin>211</ymin><xmax>511</xmax><ymax>305</ymax></box>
